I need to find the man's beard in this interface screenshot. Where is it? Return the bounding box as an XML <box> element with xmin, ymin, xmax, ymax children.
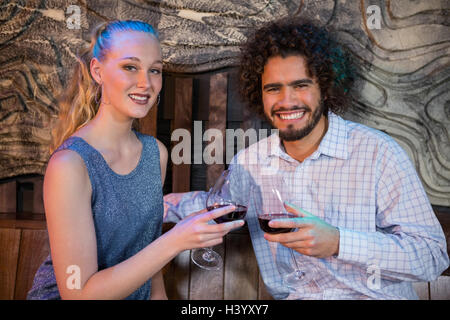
<box><xmin>266</xmin><ymin>101</ymin><xmax>325</xmax><ymax>142</ymax></box>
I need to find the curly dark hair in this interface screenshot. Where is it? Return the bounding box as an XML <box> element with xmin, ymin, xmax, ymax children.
<box><xmin>239</xmin><ymin>18</ymin><xmax>355</xmax><ymax>118</ymax></box>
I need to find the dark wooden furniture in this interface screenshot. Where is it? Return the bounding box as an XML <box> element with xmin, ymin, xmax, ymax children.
<box><xmin>1</xmin><ymin>207</ymin><xmax>449</xmax><ymax>300</ymax></box>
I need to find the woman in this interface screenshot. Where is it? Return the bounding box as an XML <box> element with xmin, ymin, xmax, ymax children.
<box><xmin>27</xmin><ymin>20</ymin><xmax>243</xmax><ymax>300</ymax></box>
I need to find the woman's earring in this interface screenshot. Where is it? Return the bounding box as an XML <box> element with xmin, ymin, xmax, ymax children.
<box><xmin>156</xmin><ymin>93</ymin><xmax>160</xmax><ymax>106</ymax></box>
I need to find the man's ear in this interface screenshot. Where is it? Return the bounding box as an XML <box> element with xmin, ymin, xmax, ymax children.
<box><xmin>90</xmin><ymin>57</ymin><xmax>102</xmax><ymax>85</ymax></box>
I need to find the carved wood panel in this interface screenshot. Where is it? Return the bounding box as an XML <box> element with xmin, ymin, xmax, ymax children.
<box><xmin>0</xmin><ymin>0</ymin><xmax>449</xmax><ymax>205</ymax></box>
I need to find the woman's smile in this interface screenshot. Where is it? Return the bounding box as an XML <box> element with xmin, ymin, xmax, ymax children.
<box><xmin>128</xmin><ymin>93</ymin><xmax>150</xmax><ymax>105</ymax></box>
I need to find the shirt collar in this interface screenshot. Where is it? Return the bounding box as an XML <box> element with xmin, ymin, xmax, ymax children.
<box><xmin>267</xmin><ymin>111</ymin><xmax>349</xmax><ymax>161</ymax></box>
<box><xmin>316</xmin><ymin>111</ymin><xmax>349</xmax><ymax>160</ymax></box>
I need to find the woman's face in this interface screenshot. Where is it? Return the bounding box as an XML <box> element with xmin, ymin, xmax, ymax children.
<box><xmin>91</xmin><ymin>31</ymin><xmax>163</xmax><ymax>120</ymax></box>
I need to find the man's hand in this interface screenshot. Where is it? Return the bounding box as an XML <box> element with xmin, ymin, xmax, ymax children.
<box><xmin>163</xmin><ymin>192</ymin><xmax>201</xmax><ymax>219</ymax></box>
<box><xmin>263</xmin><ymin>202</ymin><xmax>340</xmax><ymax>259</ymax></box>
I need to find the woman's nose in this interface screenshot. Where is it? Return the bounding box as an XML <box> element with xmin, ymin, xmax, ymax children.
<box><xmin>137</xmin><ymin>72</ymin><xmax>151</xmax><ymax>89</ymax></box>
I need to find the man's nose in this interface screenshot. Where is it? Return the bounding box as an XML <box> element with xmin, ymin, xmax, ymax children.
<box><xmin>278</xmin><ymin>87</ymin><xmax>297</xmax><ymax>106</ymax></box>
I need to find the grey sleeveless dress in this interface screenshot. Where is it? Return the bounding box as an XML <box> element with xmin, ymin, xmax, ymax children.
<box><xmin>27</xmin><ymin>131</ymin><xmax>164</xmax><ymax>300</ymax></box>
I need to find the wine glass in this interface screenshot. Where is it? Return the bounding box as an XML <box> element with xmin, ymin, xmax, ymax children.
<box><xmin>254</xmin><ymin>182</ymin><xmax>312</xmax><ymax>289</ymax></box>
<box><xmin>191</xmin><ymin>169</ymin><xmax>249</xmax><ymax>270</ymax></box>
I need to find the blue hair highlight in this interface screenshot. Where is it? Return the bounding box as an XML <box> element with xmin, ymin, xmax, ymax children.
<box><xmin>92</xmin><ymin>20</ymin><xmax>158</xmax><ymax>60</ymax></box>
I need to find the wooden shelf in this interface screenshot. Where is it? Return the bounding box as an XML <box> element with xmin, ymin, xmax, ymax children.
<box><xmin>0</xmin><ymin>213</ymin><xmax>46</xmax><ymax>230</ymax></box>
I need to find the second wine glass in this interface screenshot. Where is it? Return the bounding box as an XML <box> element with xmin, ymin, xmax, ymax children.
<box><xmin>191</xmin><ymin>169</ymin><xmax>249</xmax><ymax>270</ymax></box>
<box><xmin>254</xmin><ymin>182</ymin><xmax>312</xmax><ymax>289</ymax></box>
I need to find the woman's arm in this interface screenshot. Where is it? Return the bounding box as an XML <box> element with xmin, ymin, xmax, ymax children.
<box><xmin>44</xmin><ymin>149</ymin><xmax>99</xmax><ymax>299</ymax></box>
<box><xmin>150</xmin><ymin>270</ymin><xmax>168</xmax><ymax>300</ymax></box>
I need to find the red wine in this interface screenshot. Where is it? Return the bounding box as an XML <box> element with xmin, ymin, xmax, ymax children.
<box><xmin>258</xmin><ymin>213</ymin><xmax>296</xmax><ymax>234</ymax></box>
<box><xmin>207</xmin><ymin>203</ymin><xmax>248</xmax><ymax>224</ymax></box>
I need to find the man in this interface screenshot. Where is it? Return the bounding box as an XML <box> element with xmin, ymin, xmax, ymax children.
<box><xmin>164</xmin><ymin>18</ymin><xmax>449</xmax><ymax>299</ymax></box>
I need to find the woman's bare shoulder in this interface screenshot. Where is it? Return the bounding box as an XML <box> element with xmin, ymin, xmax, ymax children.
<box><xmin>48</xmin><ymin>148</ymin><xmax>86</xmax><ymax>172</ymax></box>
<box><xmin>154</xmin><ymin>138</ymin><xmax>168</xmax><ymax>162</ymax></box>
<box><xmin>45</xmin><ymin>149</ymin><xmax>90</xmax><ymax>192</ymax></box>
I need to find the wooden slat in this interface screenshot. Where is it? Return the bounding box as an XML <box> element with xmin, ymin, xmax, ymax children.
<box><xmin>413</xmin><ymin>282</ymin><xmax>429</xmax><ymax>300</ymax></box>
<box><xmin>17</xmin><ymin>181</ymin><xmax>34</xmax><ymax>213</ymax></box>
<box><xmin>0</xmin><ymin>228</ymin><xmax>21</xmax><ymax>299</ymax></box>
<box><xmin>32</xmin><ymin>177</ymin><xmax>44</xmax><ymax>214</ymax></box>
<box><xmin>434</xmin><ymin>209</ymin><xmax>450</xmax><ymax>276</ymax></box>
<box><xmin>0</xmin><ymin>213</ymin><xmax>46</xmax><ymax>230</ymax></box>
<box><xmin>224</xmin><ymin>232</ymin><xmax>259</xmax><ymax>300</ymax></box>
<box><xmin>171</xmin><ymin>77</ymin><xmax>193</xmax><ymax>193</ymax></box>
<box><xmin>163</xmin><ymin>249</ymin><xmax>191</xmax><ymax>300</ymax></box>
<box><xmin>16</xmin><ymin>176</ymin><xmax>45</xmax><ymax>214</ymax></box>
<box><xmin>138</xmin><ymin>103</ymin><xmax>158</xmax><ymax>137</ymax></box>
<box><xmin>14</xmin><ymin>229</ymin><xmax>50</xmax><ymax>299</ymax></box>
<box><xmin>162</xmin><ymin>75</ymin><xmax>175</xmax><ymax>120</ymax></box>
<box><xmin>189</xmin><ymin>244</ymin><xmax>225</xmax><ymax>299</ymax></box>
<box><xmin>430</xmin><ymin>276</ymin><xmax>450</xmax><ymax>300</ymax></box>
<box><xmin>206</xmin><ymin>72</ymin><xmax>227</xmax><ymax>189</ymax></box>
<box><xmin>0</xmin><ymin>181</ymin><xmax>16</xmax><ymax>213</ymax></box>
<box><xmin>227</xmin><ymin>70</ymin><xmax>244</xmax><ymax>122</ymax></box>
<box><xmin>195</xmin><ymin>74</ymin><xmax>211</xmax><ymax>121</ymax></box>
<box><xmin>190</xmin><ymin>74</ymin><xmax>210</xmax><ymax>190</ymax></box>
<box><xmin>185</xmin><ymin>72</ymin><xmax>228</xmax><ymax>300</ymax></box>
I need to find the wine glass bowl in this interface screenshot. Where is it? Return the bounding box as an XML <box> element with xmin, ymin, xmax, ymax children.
<box><xmin>257</xmin><ymin>212</ymin><xmax>296</xmax><ymax>234</ymax></box>
<box><xmin>209</xmin><ymin>203</ymin><xmax>248</xmax><ymax>224</ymax></box>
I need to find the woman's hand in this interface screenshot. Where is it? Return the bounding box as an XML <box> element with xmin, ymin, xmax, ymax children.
<box><xmin>170</xmin><ymin>205</ymin><xmax>244</xmax><ymax>251</ymax></box>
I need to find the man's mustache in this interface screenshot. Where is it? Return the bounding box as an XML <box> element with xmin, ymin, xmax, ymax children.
<box><xmin>271</xmin><ymin>105</ymin><xmax>311</xmax><ymax>117</ymax></box>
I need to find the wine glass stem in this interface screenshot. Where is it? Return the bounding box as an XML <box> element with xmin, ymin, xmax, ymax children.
<box><xmin>289</xmin><ymin>249</ymin><xmax>302</xmax><ymax>276</ymax></box>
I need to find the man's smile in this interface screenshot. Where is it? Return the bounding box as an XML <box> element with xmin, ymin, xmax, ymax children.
<box><xmin>272</xmin><ymin>107</ymin><xmax>310</xmax><ymax>124</ymax></box>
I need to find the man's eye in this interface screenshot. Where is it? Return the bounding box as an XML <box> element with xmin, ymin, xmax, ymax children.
<box><xmin>266</xmin><ymin>87</ymin><xmax>279</xmax><ymax>92</ymax></box>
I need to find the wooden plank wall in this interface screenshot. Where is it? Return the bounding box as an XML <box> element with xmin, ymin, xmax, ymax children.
<box><xmin>0</xmin><ymin>69</ymin><xmax>450</xmax><ymax>300</ymax></box>
<box><xmin>187</xmin><ymin>73</ymin><xmax>229</xmax><ymax>300</ymax></box>
<box><xmin>157</xmin><ymin>70</ymin><xmax>273</xmax><ymax>299</ymax></box>
<box><xmin>171</xmin><ymin>78</ymin><xmax>193</xmax><ymax>193</ymax></box>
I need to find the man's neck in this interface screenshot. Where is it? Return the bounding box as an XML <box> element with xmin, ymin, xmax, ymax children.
<box><xmin>281</xmin><ymin>115</ymin><xmax>328</xmax><ymax>163</ymax></box>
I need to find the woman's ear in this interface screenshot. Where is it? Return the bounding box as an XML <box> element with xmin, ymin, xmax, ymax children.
<box><xmin>90</xmin><ymin>57</ymin><xmax>102</xmax><ymax>85</ymax></box>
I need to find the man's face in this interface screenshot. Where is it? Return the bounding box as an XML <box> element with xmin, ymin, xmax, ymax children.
<box><xmin>261</xmin><ymin>55</ymin><xmax>324</xmax><ymax>141</ymax></box>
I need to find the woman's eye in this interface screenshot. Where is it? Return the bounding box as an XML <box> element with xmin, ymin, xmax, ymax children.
<box><xmin>124</xmin><ymin>65</ymin><xmax>137</xmax><ymax>71</ymax></box>
<box><xmin>150</xmin><ymin>69</ymin><xmax>162</xmax><ymax>75</ymax></box>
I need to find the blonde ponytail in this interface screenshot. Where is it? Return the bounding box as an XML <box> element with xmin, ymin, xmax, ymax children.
<box><xmin>49</xmin><ymin>24</ymin><xmax>106</xmax><ymax>154</ymax></box>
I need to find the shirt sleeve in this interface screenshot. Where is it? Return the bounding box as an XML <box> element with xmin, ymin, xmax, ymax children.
<box><xmin>163</xmin><ymin>153</ymin><xmax>254</xmax><ymax>224</ymax></box>
<box><xmin>164</xmin><ymin>191</ymin><xmax>208</xmax><ymax>223</ymax></box>
<box><xmin>337</xmin><ymin>142</ymin><xmax>449</xmax><ymax>282</ymax></box>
